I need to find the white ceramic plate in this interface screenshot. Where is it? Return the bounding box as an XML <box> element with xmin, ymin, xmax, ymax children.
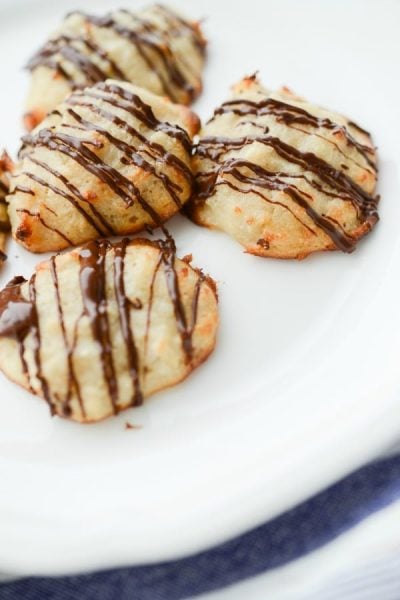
<box><xmin>0</xmin><ymin>0</ymin><xmax>399</xmax><ymax>577</ymax></box>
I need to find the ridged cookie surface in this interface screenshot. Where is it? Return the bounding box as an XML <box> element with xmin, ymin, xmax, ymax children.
<box><xmin>189</xmin><ymin>76</ymin><xmax>379</xmax><ymax>259</ymax></box>
<box><xmin>0</xmin><ymin>152</ymin><xmax>12</xmax><ymax>264</ymax></box>
<box><xmin>0</xmin><ymin>237</ymin><xmax>218</xmax><ymax>423</ymax></box>
<box><xmin>24</xmin><ymin>4</ymin><xmax>206</xmax><ymax>129</ymax></box>
<box><xmin>9</xmin><ymin>80</ymin><xmax>199</xmax><ymax>253</ymax></box>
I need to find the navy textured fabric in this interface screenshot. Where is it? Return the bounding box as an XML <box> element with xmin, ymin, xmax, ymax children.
<box><xmin>1</xmin><ymin>455</ymin><xmax>400</xmax><ymax>600</ymax></box>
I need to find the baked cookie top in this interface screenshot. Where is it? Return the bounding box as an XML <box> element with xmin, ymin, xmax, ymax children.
<box><xmin>9</xmin><ymin>80</ymin><xmax>199</xmax><ymax>253</ymax></box>
<box><xmin>0</xmin><ymin>152</ymin><xmax>12</xmax><ymax>264</ymax></box>
<box><xmin>0</xmin><ymin>237</ymin><xmax>218</xmax><ymax>423</ymax></box>
<box><xmin>24</xmin><ymin>4</ymin><xmax>206</xmax><ymax>129</ymax></box>
<box><xmin>189</xmin><ymin>75</ymin><xmax>379</xmax><ymax>259</ymax></box>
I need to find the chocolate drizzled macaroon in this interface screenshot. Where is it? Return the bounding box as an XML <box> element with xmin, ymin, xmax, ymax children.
<box><xmin>188</xmin><ymin>75</ymin><xmax>379</xmax><ymax>259</ymax></box>
<box><xmin>0</xmin><ymin>152</ymin><xmax>12</xmax><ymax>264</ymax></box>
<box><xmin>24</xmin><ymin>4</ymin><xmax>206</xmax><ymax>130</ymax></box>
<box><xmin>0</xmin><ymin>237</ymin><xmax>218</xmax><ymax>423</ymax></box>
<box><xmin>9</xmin><ymin>80</ymin><xmax>199</xmax><ymax>253</ymax></box>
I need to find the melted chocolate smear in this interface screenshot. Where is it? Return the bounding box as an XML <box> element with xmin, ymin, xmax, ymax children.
<box><xmin>0</xmin><ymin>277</ymin><xmax>32</xmax><ymax>338</ymax></box>
<box><xmin>0</xmin><ymin>278</ymin><xmax>31</xmax><ymax>381</ymax></box>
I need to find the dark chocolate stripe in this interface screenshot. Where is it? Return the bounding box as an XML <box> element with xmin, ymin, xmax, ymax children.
<box><xmin>17</xmin><ymin>81</ymin><xmax>193</xmax><ymax>247</ymax></box>
<box><xmin>160</xmin><ymin>238</ymin><xmax>192</xmax><ymax>360</ymax></box>
<box><xmin>197</xmin><ymin>170</ymin><xmax>317</xmax><ymax>236</ymax></box>
<box><xmin>23</xmin><ymin>123</ymin><xmax>173</xmax><ymax>228</ymax></box>
<box><xmin>95</xmin><ymin>82</ymin><xmax>192</xmax><ymax>152</ymax></box>
<box><xmin>0</xmin><ymin>217</ymin><xmax>10</xmax><ymax>233</ymax></box>
<box><xmin>143</xmin><ymin>249</ymin><xmax>163</xmax><ymax>360</ymax></box>
<box><xmin>29</xmin><ymin>275</ymin><xmax>54</xmax><ymax>413</ymax></box>
<box><xmin>211</xmin><ymin>97</ymin><xmax>376</xmax><ymax>168</ymax></box>
<box><xmin>49</xmin><ymin>256</ymin><xmax>85</xmax><ymax>417</ymax></box>
<box><xmin>198</xmin><ymin>135</ymin><xmax>377</xmax><ymax>217</ymax></box>
<box><xmin>16</xmin><ymin>208</ymin><xmax>72</xmax><ymax>245</ymax></box>
<box><xmin>29</xmin><ymin>156</ymin><xmax>114</xmax><ymax>235</ymax></box>
<box><xmin>195</xmin><ymin>133</ymin><xmax>378</xmax><ymax>252</ymax></box>
<box><xmin>13</xmin><ymin>185</ymin><xmax>35</xmax><ymax>196</ymax></box>
<box><xmin>189</xmin><ymin>272</ymin><xmax>205</xmax><ymax>335</ymax></box>
<box><xmin>0</xmin><ymin>236</ymin><xmax>206</xmax><ymax>416</ymax></box>
<box><xmin>28</xmin><ymin>36</ymin><xmax>111</xmax><ymax>85</ymax></box>
<box><xmin>152</xmin><ymin>3</ymin><xmax>206</xmax><ymax>55</ymax></box>
<box><xmin>78</xmin><ymin>36</ymin><xmax>126</xmax><ymax>80</ymax></box>
<box><xmin>19</xmin><ymin>165</ymin><xmax>111</xmax><ymax>236</ymax></box>
<box><xmin>220</xmin><ymin>160</ymin><xmax>354</xmax><ymax>251</ymax></box>
<box><xmin>67</xmin><ymin>92</ymin><xmax>193</xmax><ymax>181</ymax></box>
<box><xmin>79</xmin><ymin>13</ymin><xmax>195</xmax><ymax>102</ymax></box>
<box><xmin>79</xmin><ymin>240</ymin><xmax>119</xmax><ymax>414</ymax></box>
<box><xmin>27</xmin><ymin>7</ymin><xmax>201</xmax><ymax>103</ymax></box>
<box><xmin>113</xmin><ymin>239</ymin><xmax>142</xmax><ymax>406</ymax></box>
<box><xmin>66</xmin><ymin>107</ymin><xmax>183</xmax><ymax>209</ymax></box>
<box><xmin>0</xmin><ymin>277</ymin><xmax>32</xmax><ymax>385</ymax></box>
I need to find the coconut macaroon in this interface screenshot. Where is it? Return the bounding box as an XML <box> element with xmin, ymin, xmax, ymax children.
<box><xmin>8</xmin><ymin>80</ymin><xmax>200</xmax><ymax>253</ymax></box>
<box><xmin>24</xmin><ymin>4</ymin><xmax>206</xmax><ymax>130</ymax></box>
<box><xmin>0</xmin><ymin>152</ymin><xmax>12</xmax><ymax>264</ymax></box>
<box><xmin>0</xmin><ymin>237</ymin><xmax>218</xmax><ymax>423</ymax></box>
<box><xmin>188</xmin><ymin>75</ymin><xmax>379</xmax><ymax>259</ymax></box>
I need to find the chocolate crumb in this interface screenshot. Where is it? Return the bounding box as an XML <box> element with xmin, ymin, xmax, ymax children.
<box><xmin>130</xmin><ymin>297</ymin><xmax>143</xmax><ymax>310</ymax></box>
<box><xmin>125</xmin><ymin>421</ymin><xmax>141</xmax><ymax>430</ymax></box>
<box><xmin>257</xmin><ymin>238</ymin><xmax>270</xmax><ymax>250</ymax></box>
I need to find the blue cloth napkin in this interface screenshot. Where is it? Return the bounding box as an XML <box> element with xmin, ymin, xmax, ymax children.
<box><xmin>1</xmin><ymin>454</ymin><xmax>400</xmax><ymax>600</ymax></box>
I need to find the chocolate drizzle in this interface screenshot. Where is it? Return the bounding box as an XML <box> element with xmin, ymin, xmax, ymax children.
<box><xmin>0</xmin><ymin>179</ymin><xmax>8</xmax><ymax>195</ymax></box>
<box><xmin>195</xmin><ymin>98</ymin><xmax>379</xmax><ymax>253</ymax></box>
<box><xmin>29</xmin><ymin>275</ymin><xmax>54</xmax><ymax>412</ymax></box>
<box><xmin>210</xmin><ymin>98</ymin><xmax>376</xmax><ymax>170</ymax></box>
<box><xmin>49</xmin><ymin>256</ymin><xmax>82</xmax><ymax>417</ymax></box>
<box><xmin>15</xmin><ymin>81</ymin><xmax>193</xmax><ymax>243</ymax></box>
<box><xmin>0</xmin><ymin>237</ymin><xmax>208</xmax><ymax>417</ymax></box>
<box><xmin>11</xmin><ymin>82</ymin><xmax>193</xmax><ymax>245</ymax></box>
<box><xmin>79</xmin><ymin>240</ymin><xmax>119</xmax><ymax>413</ymax></box>
<box><xmin>0</xmin><ymin>157</ymin><xmax>11</xmax><ymax>253</ymax></box>
<box><xmin>26</xmin><ymin>5</ymin><xmax>204</xmax><ymax>104</ymax></box>
<box><xmin>0</xmin><ymin>276</ymin><xmax>32</xmax><ymax>339</ymax></box>
<box><xmin>113</xmin><ymin>239</ymin><xmax>142</xmax><ymax>407</ymax></box>
<box><xmin>79</xmin><ymin>13</ymin><xmax>195</xmax><ymax>103</ymax></box>
<box><xmin>16</xmin><ymin>208</ymin><xmax>73</xmax><ymax>245</ymax></box>
<box><xmin>159</xmin><ymin>237</ymin><xmax>193</xmax><ymax>359</ymax></box>
<box><xmin>144</xmin><ymin>235</ymin><xmax>197</xmax><ymax>364</ymax></box>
